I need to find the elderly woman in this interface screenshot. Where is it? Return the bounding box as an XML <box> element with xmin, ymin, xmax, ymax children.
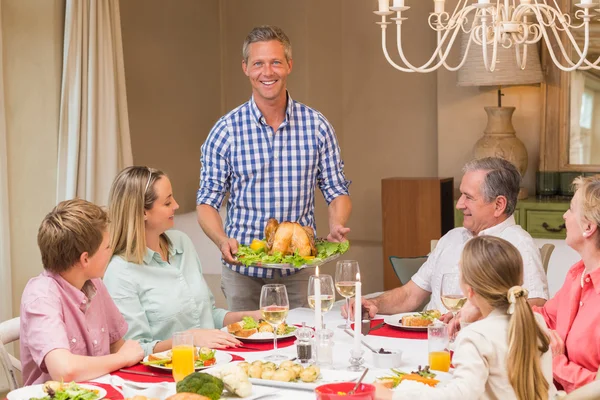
<box><xmin>533</xmin><ymin>175</ymin><xmax>600</xmax><ymax>393</ymax></box>
<box><xmin>103</xmin><ymin>166</ymin><xmax>261</xmax><ymax>356</ymax></box>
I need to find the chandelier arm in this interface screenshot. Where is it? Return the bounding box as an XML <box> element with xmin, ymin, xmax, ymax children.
<box><xmin>538</xmin><ymin>18</ymin><xmax>590</xmax><ymax>71</ymax></box>
<box><xmin>480</xmin><ymin>10</ymin><xmax>501</xmax><ymax>72</ymax></box>
<box><xmin>380</xmin><ymin>25</ymin><xmax>417</xmax><ymax>72</ymax></box>
<box><xmin>443</xmin><ymin>33</ymin><xmax>478</xmax><ymax>71</ymax></box>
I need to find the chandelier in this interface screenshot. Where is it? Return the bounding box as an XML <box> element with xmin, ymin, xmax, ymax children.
<box><xmin>374</xmin><ymin>0</ymin><xmax>600</xmax><ymax>72</ymax></box>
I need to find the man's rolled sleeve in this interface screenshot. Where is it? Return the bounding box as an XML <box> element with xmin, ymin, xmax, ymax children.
<box><xmin>316</xmin><ymin>119</ymin><xmax>350</xmax><ymax>204</ymax></box>
<box><xmin>197</xmin><ymin>120</ymin><xmax>231</xmax><ymax>209</ymax></box>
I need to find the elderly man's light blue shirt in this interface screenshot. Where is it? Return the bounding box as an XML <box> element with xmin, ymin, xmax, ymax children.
<box><xmin>103</xmin><ymin>230</ymin><xmax>228</xmax><ymax>356</ymax></box>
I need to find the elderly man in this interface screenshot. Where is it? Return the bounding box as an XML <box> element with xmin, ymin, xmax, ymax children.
<box><xmin>343</xmin><ymin>157</ymin><xmax>548</xmax><ymax>320</ymax></box>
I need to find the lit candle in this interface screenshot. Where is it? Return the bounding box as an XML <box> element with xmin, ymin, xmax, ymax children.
<box><xmin>314</xmin><ymin>266</ymin><xmax>322</xmax><ymax>331</ymax></box>
<box><xmin>393</xmin><ymin>0</ymin><xmax>405</xmax><ymax>7</ymax></box>
<box><xmin>434</xmin><ymin>0</ymin><xmax>444</xmax><ymax>13</ymax></box>
<box><xmin>378</xmin><ymin>0</ymin><xmax>390</xmax><ymax>12</ymax></box>
<box><xmin>353</xmin><ymin>272</ymin><xmax>362</xmax><ymax>353</ymax></box>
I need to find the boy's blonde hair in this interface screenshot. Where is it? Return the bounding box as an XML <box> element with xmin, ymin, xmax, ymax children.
<box><xmin>37</xmin><ymin>199</ymin><xmax>108</xmax><ymax>273</ymax></box>
<box><xmin>108</xmin><ymin>166</ymin><xmax>169</xmax><ymax>264</ymax></box>
<box><xmin>460</xmin><ymin>236</ymin><xmax>549</xmax><ymax>400</ymax></box>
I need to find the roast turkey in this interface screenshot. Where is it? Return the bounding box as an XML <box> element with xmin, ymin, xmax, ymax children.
<box><xmin>264</xmin><ymin>218</ymin><xmax>316</xmax><ymax>257</ymax></box>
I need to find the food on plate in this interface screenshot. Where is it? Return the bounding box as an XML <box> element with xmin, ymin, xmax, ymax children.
<box><xmin>241</xmin><ymin>360</ymin><xmax>320</xmax><ymax>383</ymax></box>
<box><xmin>236</xmin><ymin>219</ymin><xmax>350</xmax><ymax>268</ymax></box>
<box><xmin>401</xmin><ymin>310</ymin><xmax>442</xmax><ymax>327</ymax></box>
<box><xmin>210</xmin><ymin>364</ymin><xmax>253</xmax><ymax>397</ymax></box>
<box><xmin>226</xmin><ymin>316</ymin><xmax>296</xmax><ymax>338</ymax></box>
<box><xmin>143</xmin><ymin>347</ymin><xmax>216</xmax><ymax>368</ymax></box>
<box><xmin>166</xmin><ymin>394</ymin><xmax>211</xmax><ymax>400</ymax></box>
<box><xmin>31</xmin><ymin>381</ymin><xmax>100</xmax><ymax>400</ymax></box>
<box><xmin>176</xmin><ymin>372</ymin><xmax>224</xmax><ymax>400</ymax></box>
<box><xmin>376</xmin><ymin>365</ymin><xmax>440</xmax><ymax>388</ymax></box>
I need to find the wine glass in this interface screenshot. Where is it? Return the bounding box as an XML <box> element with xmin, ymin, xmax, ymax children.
<box><xmin>335</xmin><ymin>260</ymin><xmax>360</xmax><ymax>329</ymax></box>
<box><xmin>260</xmin><ymin>284</ymin><xmax>290</xmax><ymax>361</ymax></box>
<box><xmin>308</xmin><ymin>274</ymin><xmax>335</xmax><ymax>327</ymax></box>
<box><xmin>440</xmin><ymin>272</ymin><xmax>466</xmax><ymax>316</ymax></box>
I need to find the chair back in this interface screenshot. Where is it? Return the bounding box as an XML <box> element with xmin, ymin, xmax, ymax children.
<box><xmin>430</xmin><ymin>240</ymin><xmax>439</xmax><ymax>253</ymax></box>
<box><xmin>389</xmin><ymin>256</ymin><xmax>430</xmax><ymax>310</ymax></box>
<box><xmin>0</xmin><ymin>317</ymin><xmax>21</xmax><ymax>390</ymax></box>
<box><xmin>539</xmin><ymin>243</ymin><xmax>555</xmax><ymax>275</ymax></box>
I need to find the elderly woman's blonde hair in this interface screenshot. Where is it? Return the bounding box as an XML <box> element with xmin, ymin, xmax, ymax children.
<box><xmin>108</xmin><ymin>166</ymin><xmax>169</xmax><ymax>264</ymax></box>
<box><xmin>573</xmin><ymin>175</ymin><xmax>600</xmax><ymax>247</ymax></box>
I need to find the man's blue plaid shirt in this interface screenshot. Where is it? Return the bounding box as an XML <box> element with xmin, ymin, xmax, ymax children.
<box><xmin>197</xmin><ymin>94</ymin><xmax>350</xmax><ymax>278</ymax></box>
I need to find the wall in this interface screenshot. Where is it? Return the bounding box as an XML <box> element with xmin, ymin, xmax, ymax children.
<box><xmin>119</xmin><ymin>0</ymin><xmax>222</xmax><ymax>212</ymax></box>
<box><xmin>2</xmin><ymin>0</ymin><xmax>64</xmax><ymax>316</ymax></box>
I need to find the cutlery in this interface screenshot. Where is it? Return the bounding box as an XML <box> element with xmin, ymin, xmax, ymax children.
<box><xmin>235</xmin><ymin>345</ymin><xmax>264</xmax><ymax>351</ymax></box>
<box><xmin>343</xmin><ymin>329</ymin><xmax>378</xmax><ymax>354</ymax></box>
<box><xmin>118</xmin><ymin>369</ymin><xmax>172</xmax><ymax>378</ymax></box>
<box><xmin>348</xmin><ymin>368</ymin><xmax>369</xmax><ymax>395</ymax></box>
<box><xmin>370</xmin><ymin>321</ymin><xmax>386</xmax><ymax>332</ymax></box>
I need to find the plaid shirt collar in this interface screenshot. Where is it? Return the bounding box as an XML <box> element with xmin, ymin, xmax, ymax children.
<box><xmin>249</xmin><ymin>92</ymin><xmax>295</xmax><ymax>126</ymax></box>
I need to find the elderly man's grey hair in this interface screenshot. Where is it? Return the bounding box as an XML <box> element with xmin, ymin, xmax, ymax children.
<box><xmin>242</xmin><ymin>25</ymin><xmax>292</xmax><ymax>64</ymax></box>
<box><xmin>463</xmin><ymin>157</ymin><xmax>521</xmax><ymax>216</ymax></box>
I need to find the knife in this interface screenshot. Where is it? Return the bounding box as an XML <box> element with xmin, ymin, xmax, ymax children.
<box><xmin>118</xmin><ymin>369</ymin><xmax>172</xmax><ymax>377</ymax></box>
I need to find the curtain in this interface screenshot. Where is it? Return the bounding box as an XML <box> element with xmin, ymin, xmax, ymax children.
<box><xmin>57</xmin><ymin>0</ymin><xmax>132</xmax><ymax>206</ymax></box>
<box><xmin>0</xmin><ymin>1</ymin><xmax>13</xmax><ymax>325</ymax></box>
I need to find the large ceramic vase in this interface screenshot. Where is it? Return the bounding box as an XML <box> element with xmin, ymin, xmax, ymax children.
<box><xmin>473</xmin><ymin>106</ymin><xmax>528</xmax><ymax>199</ymax></box>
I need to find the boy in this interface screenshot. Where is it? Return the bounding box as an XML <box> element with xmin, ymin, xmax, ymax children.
<box><xmin>20</xmin><ymin>199</ymin><xmax>144</xmax><ymax>385</ymax></box>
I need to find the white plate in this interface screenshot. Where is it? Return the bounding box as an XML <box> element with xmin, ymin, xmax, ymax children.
<box><xmin>142</xmin><ymin>348</ymin><xmax>233</xmax><ymax>371</ymax></box>
<box><xmin>248</xmin><ymin>369</ymin><xmax>361</xmax><ymax>391</ymax></box>
<box><xmin>7</xmin><ymin>384</ymin><xmax>107</xmax><ymax>400</ymax></box>
<box><xmin>383</xmin><ymin>312</ymin><xmax>433</xmax><ymax>332</ymax></box>
<box><xmin>220</xmin><ymin>326</ymin><xmax>297</xmax><ymax>343</ymax></box>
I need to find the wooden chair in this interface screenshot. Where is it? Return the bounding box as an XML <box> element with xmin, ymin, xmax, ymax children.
<box><xmin>0</xmin><ymin>317</ymin><xmax>21</xmax><ymax>390</ymax></box>
<box><xmin>540</xmin><ymin>243</ymin><xmax>555</xmax><ymax>275</ymax></box>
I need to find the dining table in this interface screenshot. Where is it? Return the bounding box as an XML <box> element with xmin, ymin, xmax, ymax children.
<box><xmin>91</xmin><ymin>301</ymin><xmax>435</xmax><ymax>400</ymax></box>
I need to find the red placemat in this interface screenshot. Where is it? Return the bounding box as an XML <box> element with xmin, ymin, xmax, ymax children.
<box><xmin>80</xmin><ymin>381</ymin><xmax>123</xmax><ymax>400</ymax></box>
<box><xmin>225</xmin><ymin>336</ymin><xmax>296</xmax><ymax>353</ymax></box>
<box><xmin>113</xmin><ymin>353</ymin><xmax>245</xmax><ymax>382</ymax></box>
<box><xmin>352</xmin><ymin>319</ymin><xmax>427</xmax><ymax>340</ymax></box>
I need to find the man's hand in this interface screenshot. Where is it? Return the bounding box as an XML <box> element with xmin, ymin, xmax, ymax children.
<box><xmin>341</xmin><ymin>297</ymin><xmax>378</xmax><ymax>320</ymax></box>
<box><xmin>219</xmin><ymin>237</ymin><xmax>240</xmax><ymax>264</ymax></box>
<box><xmin>327</xmin><ymin>224</ymin><xmax>350</xmax><ymax>242</ymax></box>
<box><xmin>190</xmin><ymin>328</ymin><xmax>242</xmax><ymax>349</ymax></box>
<box><xmin>446</xmin><ymin>300</ymin><xmax>481</xmax><ymax>337</ymax></box>
<box><xmin>549</xmin><ymin>330</ymin><xmax>565</xmax><ymax>356</ymax></box>
<box><xmin>117</xmin><ymin>340</ymin><xmax>145</xmax><ymax>367</ymax></box>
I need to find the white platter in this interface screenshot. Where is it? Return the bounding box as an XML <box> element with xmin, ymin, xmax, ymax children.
<box><xmin>244</xmin><ymin>253</ymin><xmax>341</xmax><ymax>270</ymax></box>
<box><xmin>221</xmin><ymin>326</ymin><xmax>297</xmax><ymax>343</ymax></box>
<box><xmin>248</xmin><ymin>369</ymin><xmax>361</xmax><ymax>391</ymax></box>
<box><xmin>142</xmin><ymin>348</ymin><xmax>233</xmax><ymax>371</ymax></box>
<box><xmin>7</xmin><ymin>384</ymin><xmax>106</xmax><ymax>400</ymax></box>
<box><xmin>383</xmin><ymin>312</ymin><xmax>432</xmax><ymax>332</ymax></box>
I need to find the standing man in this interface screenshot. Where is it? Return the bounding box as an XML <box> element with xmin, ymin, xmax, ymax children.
<box><xmin>196</xmin><ymin>26</ymin><xmax>351</xmax><ymax>311</ymax></box>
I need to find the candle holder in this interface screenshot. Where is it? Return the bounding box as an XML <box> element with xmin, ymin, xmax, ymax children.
<box><xmin>348</xmin><ymin>349</ymin><xmax>365</xmax><ymax>371</ymax></box>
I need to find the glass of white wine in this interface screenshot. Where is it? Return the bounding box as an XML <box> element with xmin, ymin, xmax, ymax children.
<box><xmin>440</xmin><ymin>272</ymin><xmax>467</xmax><ymax>316</ymax></box>
<box><xmin>308</xmin><ymin>274</ymin><xmax>335</xmax><ymax>326</ymax></box>
<box><xmin>260</xmin><ymin>283</ymin><xmax>290</xmax><ymax>361</ymax></box>
<box><xmin>335</xmin><ymin>260</ymin><xmax>360</xmax><ymax>329</ymax></box>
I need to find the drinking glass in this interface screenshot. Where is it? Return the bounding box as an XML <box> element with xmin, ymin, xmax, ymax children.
<box><xmin>260</xmin><ymin>284</ymin><xmax>290</xmax><ymax>361</ymax></box>
<box><xmin>440</xmin><ymin>272</ymin><xmax>466</xmax><ymax>316</ymax></box>
<box><xmin>428</xmin><ymin>323</ymin><xmax>451</xmax><ymax>372</ymax></box>
<box><xmin>335</xmin><ymin>260</ymin><xmax>360</xmax><ymax>329</ymax></box>
<box><xmin>308</xmin><ymin>274</ymin><xmax>335</xmax><ymax>326</ymax></box>
<box><xmin>172</xmin><ymin>331</ymin><xmax>195</xmax><ymax>382</ymax></box>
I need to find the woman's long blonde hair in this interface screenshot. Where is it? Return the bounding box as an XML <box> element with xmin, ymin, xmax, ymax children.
<box><xmin>108</xmin><ymin>166</ymin><xmax>170</xmax><ymax>264</ymax></box>
<box><xmin>460</xmin><ymin>236</ymin><xmax>550</xmax><ymax>400</ymax></box>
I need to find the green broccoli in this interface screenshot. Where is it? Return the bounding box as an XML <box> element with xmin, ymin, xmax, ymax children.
<box><xmin>176</xmin><ymin>372</ymin><xmax>224</xmax><ymax>400</ymax></box>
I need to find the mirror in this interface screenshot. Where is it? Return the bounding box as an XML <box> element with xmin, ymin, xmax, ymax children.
<box><xmin>539</xmin><ymin>0</ymin><xmax>600</xmax><ymax>172</ymax></box>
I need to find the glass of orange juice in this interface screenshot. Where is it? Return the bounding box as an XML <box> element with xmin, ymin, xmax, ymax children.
<box><xmin>428</xmin><ymin>323</ymin><xmax>451</xmax><ymax>372</ymax></box>
<box><xmin>172</xmin><ymin>331</ymin><xmax>195</xmax><ymax>382</ymax></box>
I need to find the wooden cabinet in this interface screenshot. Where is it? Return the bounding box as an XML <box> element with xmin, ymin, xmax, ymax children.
<box><xmin>382</xmin><ymin>178</ymin><xmax>454</xmax><ymax>290</ymax></box>
<box><xmin>454</xmin><ymin>198</ymin><xmax>569</xmax><ymax>239</ymax></box>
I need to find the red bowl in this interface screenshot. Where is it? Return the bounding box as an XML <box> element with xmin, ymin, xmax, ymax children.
<box><xmin>315</xmin><ymin>382</ymin><xmax>377</xmax><ymax>400</ymax></box>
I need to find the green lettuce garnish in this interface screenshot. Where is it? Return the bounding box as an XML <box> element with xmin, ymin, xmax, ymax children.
<box><xmin>236</xmin><ymin>239</ymin><xmax>350</xmax><ymax>268</ymax></box>
<box><xmin>242</xmin><ymin>316</ymin><xmax>258</xmax><ymax>329</ymax></box>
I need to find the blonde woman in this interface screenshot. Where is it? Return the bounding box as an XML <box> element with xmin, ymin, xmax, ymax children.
<box><xmin>533</xmin><ymin>175</ymin><xmax>600</xmax><ymax>392</ymax></box>
<box><xmin>103</xmin><ymin>166</ymin><xmax>261</xmax><ymax>356</ymax></box>
<box><xmin>376</xmin><ymin>236</ymin><xmax>555</xmax><ymax>400</ymax></box>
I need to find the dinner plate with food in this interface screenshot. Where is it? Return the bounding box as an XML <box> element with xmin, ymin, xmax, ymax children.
<box><xmin>236</xmin><ymin>219</ymin><xmax>350</xmax><ymax>270</ymax></box>
<box><xmin>142</xmin><ymin>347</ymin><xmax>233</xmax><ymax>371</ymax></box>
<box><xmin>224</xmin><ymin>316</ymin><xmax>297</xmax><ymax>342</ymax></box>
<box><xmin>7</xmin><ymin>381</ymin><xmax>106</xmax><ymax>400</ymax></box>
<box><xmin>383</xmin><ymin>310</ymin><xmax>442</xmax><ymax>331</ymax></box>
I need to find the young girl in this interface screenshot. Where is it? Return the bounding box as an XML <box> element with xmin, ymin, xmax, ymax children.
<box><xmin>377</xmin><ymin>236</ymin><xmax>556</xmax><ymax>400</ymax></box>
